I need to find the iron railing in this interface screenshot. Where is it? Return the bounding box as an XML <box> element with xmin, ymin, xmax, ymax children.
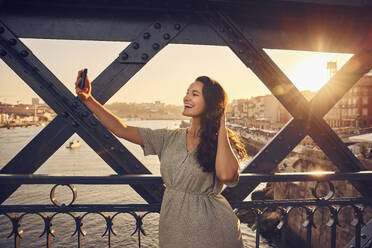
<box><xmin>1</xmin><ymin>172</ymin><xmax>372</xmax><ymax>248</ymax></box>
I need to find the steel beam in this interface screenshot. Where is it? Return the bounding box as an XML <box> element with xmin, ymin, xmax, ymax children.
<box><xmin>0</xmin><ymin>16</ymin><xmax>188</xmax><ymax>204</ymax></box>
<box><xmin>1</xmin><ymin>1</ymin><xmax>371</xmax><ymax>53</ymax></box>
<box><xmin>200</xmin><ymin>11</ymin><xmax>372</xmax><ymax>199</ymax></box>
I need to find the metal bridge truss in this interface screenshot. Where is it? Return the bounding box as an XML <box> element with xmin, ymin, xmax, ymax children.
<box><xmin>1</xmin><ymin>1</ymin><xmax>372</xmax><ymax>247</ymax></box>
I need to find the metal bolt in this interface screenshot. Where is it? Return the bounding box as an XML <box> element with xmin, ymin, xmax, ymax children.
<box><xmin>81</xmin><ymin>111</ymin><xmax>89</xmax><ymax>117</ymax></box>
<box><xmin>72</xmin><ymin>101</ymin><xmax>79</xmax><ymax>108</ymax></box>
<box><xmin>141</xmin><ymin>53</ymin><xmax>149</xmax><ymax>60</ymax></box>
<box><xmin>0</xmin><ymin>49</ymin><xmax>6</xmax><ymax>57</ymax></box>
<box><xmin>132</xmin><ymin>42</ymin><xmax>140</xmax><ymax>49</ymax></box>
<box><xmin>239</xmin><ymin>49</ymin><xmax>244</xmax><ymax>54</ymax></box>
<box><xmin>152</xmin><ymin>43</ymin><xmax>160</xmax><ymax>50</ymax></box>
<box><xmin>229</xmin><ymin>39</ymin><xmax>234</xmax><ymax>43</ymax></box>
<box><xmin>174</xmin><ymin>23</ymin><xmax>181</xmax><ymax>30</ymax></box>
<box><xmin>71</xmin><ymin>121</ymin><xmax>78</xmax><ymax>127</ymax></box>
<box><xmin>8</xmin><ymin>38</ymin><xmax>17</xmax><ymax>46</ymax></box>
<box><xmin>154</xmin><ymin>23</ymin><xmax>161</xmax><ymax>29</ymax></box>
<box><xmin>90</xmin><ymin>119</ymin><xmax>97</xmax><ymax>126</ymax></box>
<box><xmin>143</xmin><ymin>32</ymin><xmax>151</xmax><ymax>39</ymax></box>
<box><xmin>121</xmin><ymin>53</ymin><xmax>129</xmax><ymax>60</ymax></box>
<box><xmin>163</xmin><ymin>33</ymin><xmax>171</xmax><ymax>40</ymax></box>
<box><xmin>20</xmin><ymin>50</ymin><xmax>29</xmax><ymax>57</ymax></box>
<box><xmin>0</xmin><ymin>26</ymin><xmax>4</xmax><ymax>33</ymax></box>
<box><xmin>251</xmin><ymin>163</ymin><xmax>256</xmax><ymax>167</ymax></box>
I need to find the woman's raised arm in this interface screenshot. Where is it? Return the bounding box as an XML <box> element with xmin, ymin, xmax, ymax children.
<box><xmin>74</xmin><ymin>69</ymin><xmax>143</xmax><ymax>145</ymax></box>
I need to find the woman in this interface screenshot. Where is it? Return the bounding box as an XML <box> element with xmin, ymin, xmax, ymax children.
<box><xmin>75</xmin><ymin>71</ymin><xmax>247</xmax><ymax>248</ymax></box>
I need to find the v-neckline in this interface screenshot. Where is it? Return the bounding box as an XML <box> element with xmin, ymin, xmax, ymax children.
<box><xmin>184</xmin><ymin>128</ymin><xmax>198</xmax><ymax>154</ymax></box>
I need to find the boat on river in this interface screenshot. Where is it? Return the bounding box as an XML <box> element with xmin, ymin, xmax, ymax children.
<box><xmin>66</xmin><ymin>139</ymin><xmax>80</xmax><ymax>149</ymax></box>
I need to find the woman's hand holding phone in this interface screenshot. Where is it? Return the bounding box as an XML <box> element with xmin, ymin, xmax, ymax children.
<box><xmin>75</xmin><ymin>69</ymin><xmax>91</xmax><ymax>102</ymax></box>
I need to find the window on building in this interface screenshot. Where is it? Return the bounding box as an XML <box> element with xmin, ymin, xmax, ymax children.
<box><xmin>362</xmin><ymin>108</ymin><xmax>368</xmax><ymax>116</ymax></box>
<box><xmin>362</xmin><ymin>96</ymin><xmax>368</xmax><ymax>105</ymax></box>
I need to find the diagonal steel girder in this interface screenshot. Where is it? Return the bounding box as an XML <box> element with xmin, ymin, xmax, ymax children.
<box><xmin>201</xmin><ymin>11</ymin><xmax>372</xmax><ymax>200</ymax></box>
<box><xmin>0</xmin><ymin>15</ymin><xmax>189</xmax><ymax>204</ymax></box>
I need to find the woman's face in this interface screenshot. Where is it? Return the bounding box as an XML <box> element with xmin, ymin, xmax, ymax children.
<box><xmin>182</xmin><ymin>81</ymin><xmax>206</xmax><ymax>117</ymax></box>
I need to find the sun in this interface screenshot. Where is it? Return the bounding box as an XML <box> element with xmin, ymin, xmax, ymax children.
<box><xmin>288</xmin><ymin>55</ymin><xmax>330</xmax><ymax>92</ymax></box>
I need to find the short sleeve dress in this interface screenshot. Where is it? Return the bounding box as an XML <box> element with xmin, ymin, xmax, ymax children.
<box><xmin>138</xmin><ymin>127</ymin><xmax>244</xmax><ymax>248</ymax></box>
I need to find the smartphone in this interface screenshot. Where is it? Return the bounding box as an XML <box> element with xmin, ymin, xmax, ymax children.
<box><xmin>79</xmin><ymin>68</ymin><xmax>88</xmax><ymax>89</ymax></box>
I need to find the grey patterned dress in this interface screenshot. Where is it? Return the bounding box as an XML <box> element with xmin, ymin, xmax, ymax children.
<box><xmin>138</xmin><ymin>127</ymin><xmax>243</xmax><ymax>248</ymax></box>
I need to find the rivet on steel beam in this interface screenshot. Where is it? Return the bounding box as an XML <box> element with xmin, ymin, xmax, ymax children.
<box><xmin>141</xmin><ymin>53</ymin><xmax>149</xmax><ymax>60</ymax></box>
<box><xmin>265</xmin><ymin>149</ymin><xmax>269</xmax><ymax>153</ymax></box>
<box><xmin>163</xmin><ymin>33</ymin><xmax>171</xmax><ymax>40</ymax></box>
<box><xmin>8</xmin><ymin>38</ymin><xmax>17</xmax><ymax>46</ymax></box>
<box><xmin>154</xmin><ymin>23</ymin><xmax>161</xmax><ymax>29</ymax></box>
<box><xmin>90</xmin><ymin>119</ymin><xmax>97</xmax><ymax>126</ymax></box>
<box><xmin>132</xmin><ymin>42</ymin><xmax>140</xmax><ymax>49</ymax></box>
<box><xmin>229</xmin><ymin>39</ymin><xmax>234</xmax><ymax>43</ymax></box>
<box><xmin>72</xmin><ymin>101</ymin><xmax>79</xmax><ymax>108</ymax></box>
<box><xmin>121</xmin><ymin>53</ymin><xmax>129</xmax><ymax>60</ymax></box>
<box><xmin>239</xmin><ymin>50</ymin><xmax>244</xmax><ymax>54</ymax></box>
<box><xmin>152</xmin><ymin>43</ymin><xmax>160</xmax><ymax>50</ymax></box>
<box><xmin>251</xmin><ymin>163</ymin><xmax>256</xmax><ymax>168</ymax></box>
<box><xmin>0</xmin><ymin>49</ymin><xmax>6</xmax><ymax>57</ymax></box>
<box><xmin>143</xmin><ymin>32</ymin><xmax>151</xmax><ymax>39</ymax></box>
<box><xmin>20</xmin><ymin>50</ymin><xmax>29</xmax><ymax>57</ymax></box>
<box><xmin>120</xmin><ymin>148</ymin><xmax>125</xmax><ymax>153</ymax></box>
<box><xmin>135</xmin><ymin>164</ymin><xmax>140</xmax><ymax>168</ymax></box>
<box><xmin>174</xmin><ymin>24</ymin><xmax>181</xmax><ymax>30</ymax></box>
<box><xmin>110</xmin><ymin>146</ymin><xmax>115</xmax><ymax>151</ymax></box>
<box><xmin>72</xmin><ymin>121</ymin><xmax>78</xmax><ymax>127</ymax></box>
<box><xmin>81</xmin><ymin>111</ymin><xmax>89</xmax><ymax>117</ymax></box>
<box><xmin>0</xmin><ymin>27</ymin><xmax>4</xmax><ymax>33</ymax></box>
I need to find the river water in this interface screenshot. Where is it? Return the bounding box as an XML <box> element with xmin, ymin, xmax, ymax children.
<box><xmin>0</xmin><ymin>120</ymin><xmax>275</xmax><ymax>248</ymax></box>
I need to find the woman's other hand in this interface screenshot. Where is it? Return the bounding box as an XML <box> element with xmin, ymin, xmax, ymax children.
<box><xmin>75</xmin><ymin>69</ymin><xmax>91</xmax><ymax>102</ymax></box>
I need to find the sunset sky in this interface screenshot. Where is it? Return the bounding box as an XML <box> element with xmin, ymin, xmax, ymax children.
<box><xmin>0</xmin><ymin>38</ymin><xmax>353</xmax><ymax>105</ymax></box>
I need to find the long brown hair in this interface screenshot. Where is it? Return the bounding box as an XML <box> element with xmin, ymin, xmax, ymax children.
<box><xmin>195</xmin><ymin>76</ymin><xmax>247</xmax><ymax>172</ymax></box>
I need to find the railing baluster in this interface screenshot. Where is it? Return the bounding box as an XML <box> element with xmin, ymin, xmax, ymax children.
<box><xmin>255</xmin><ymin>211</ymin><xmax>261</xmax><ymax>248</ymax></box>
<box><xmin>327</xmin><ymin>206</ymin><xmax>340</xmax><ymax>248</ymax></box>
<box><xmin>303</xmin><ymin>207</ymin><xmax>314</xmax><ymax>248</ymax></box>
